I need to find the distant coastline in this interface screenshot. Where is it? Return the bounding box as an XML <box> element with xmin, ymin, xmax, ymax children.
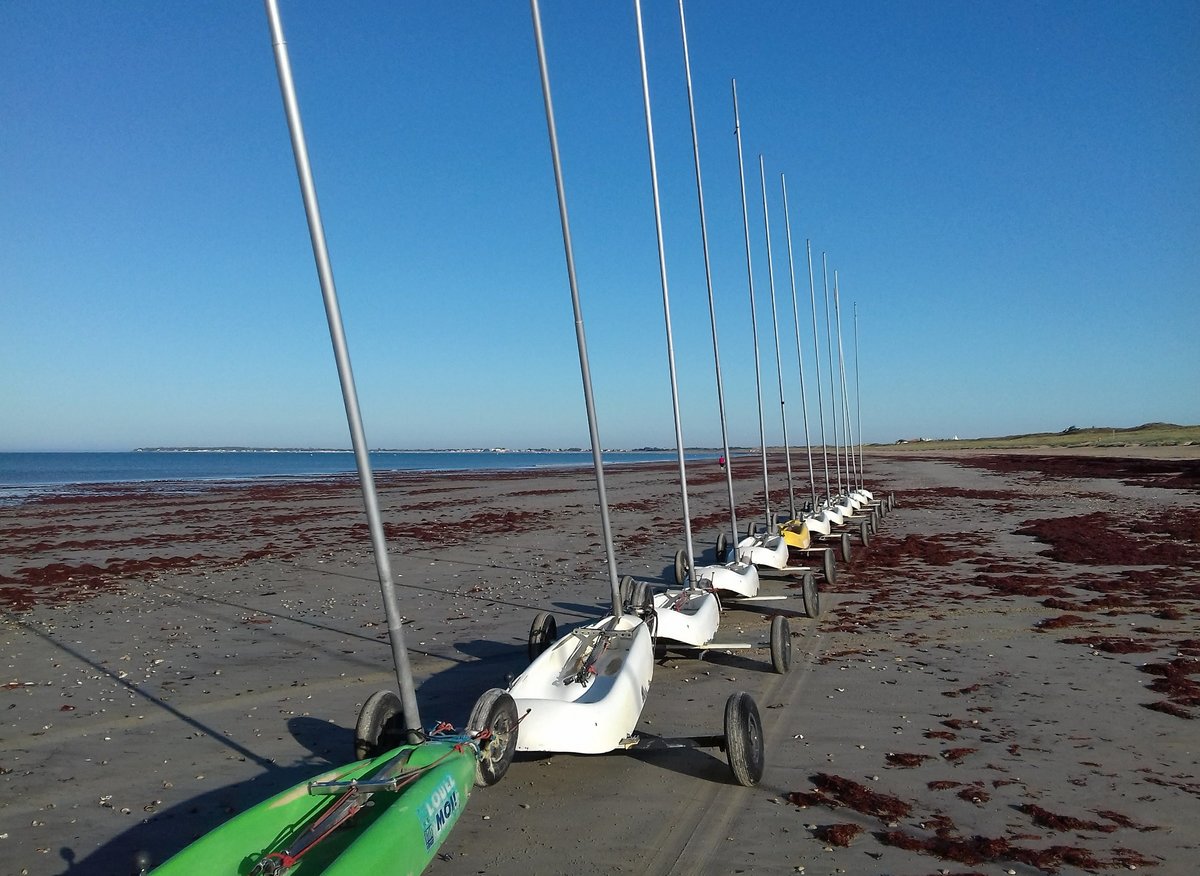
<box><xmin>132</xmin><ymin>446</ymin><xmax>744</xmax><ymax>454</ymax></box>
<box><xmin>0</xmin><ymin>448</ymin><xmax>729</xmax><ymax>498</ymax></box>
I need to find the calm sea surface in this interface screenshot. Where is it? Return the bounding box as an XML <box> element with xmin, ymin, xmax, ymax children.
<box><xmin>0</xmin><ymin>450</ymin><xmax>711</xmax><ymax>504</ymax></box>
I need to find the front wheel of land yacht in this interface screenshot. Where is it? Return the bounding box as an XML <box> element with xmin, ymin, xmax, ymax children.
<box><xmin>619</xmin><ymin>575</ymin><xmax>636</xmax><ymax>612</ymax></box>
<box><xmin>840</xmin><ymin>532</ymin><xmax>853</xmax><ymax>564</ymax></box>
<box><xmin>724</xmin><ymin>691</ymin><xmax>765</xmax><ymax>787</ymax></box>
<box><xmin>354</xmin><ymin>689</ymin><xmax>406</xmax><ymax>761</ymax></box>
<box><xmin>467</xmin><ymin>688</ymin><xmax>520</xmax><ymax>787</ymax></box>
<box><xmin>528</xmin><ymin>611</ymin><xmax>557</xmax><ymax>662</ymax></box>
<box><xmin>822</xmin><ymin>548</ymin><xmax>837</xmax><ymax>586</ymax></box>
<box><xmin>716</xmin><ymin>531</ymin><xmax>729</xmax><ymax>563</ymax></box>
<box><xmin>674</xmin><ymin>549</ymin><xmax>688</xmax><ymax>587</ymax></box>
<box><xmin>770</xmin><ymin>615</ymin><xmax>791</xmax><ymax>673</ymax></box>
<box><xmin>633</xmin><ymin>581</ymin><xmax>654</xmax><ymax>618</ymax></box>
<box><xmin>859</xmin><ymin>520</ymin><xmax>871</xmax><ymax>547</ymax></box>
<box><xmin>801</xmin><ymin>572</ymin><xmax>821</xmax><ymax>619</ymax></box>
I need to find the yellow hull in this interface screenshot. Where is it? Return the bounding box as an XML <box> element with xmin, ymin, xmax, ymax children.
<box><xmin>779</xmin><ymin>521</ymin><xmax>811</xmax><ymax>549</ymax></box>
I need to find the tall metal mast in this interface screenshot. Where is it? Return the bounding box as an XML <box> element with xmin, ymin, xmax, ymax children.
<box><xmin>678</xmin><ymin>0</ymin><xmax>738</xmax><ymax>549</ymax></box>
<box><xmin>824</xmin><ymin>258</ymin><xmax>843</xmax><ymax>497</ymax></box>
<box><xmin>854</xmin><ymin>302</ymin><xmax>865</xmax><ymax>491</ymax></box>
<box><xmin>529</xmin><ymin>0</ymin><xmax>623</xmax><ymax>616</ymax></box>
<box><xmin>732</xmin><ymin>81</ymin><xmax>772</xmax><ymax>532</ymax></box>
<box><xmin>806</xmin><ymin>240</ymin><xmax>830</xmax><ymax>502</ymax></box>
<box><xmin>633</xmin><ymin>0</ymin><xmax>698</xmax><ymax>585</ymax></box>
<box><xmin>782</xmin><ymin>178</ymin><xmax>817</xmax><ymax>511</ymax></box>
<box><xmin>264</xmin><ymin>0</ymin><xmax>421</xmax><ymax>732</ymax></box>
<box><xmin>759</xmin><ymin>156</ymin><xmax>795</xmax><ymax>520</ymax></box>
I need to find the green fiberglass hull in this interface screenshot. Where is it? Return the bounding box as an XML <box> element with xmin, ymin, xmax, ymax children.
<box><xmin>151</xmin><ymin>741</ymin><xmax>475</xmax><ymax>875</ymax></box>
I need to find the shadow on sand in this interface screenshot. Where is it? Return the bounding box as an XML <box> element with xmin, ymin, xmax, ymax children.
<box><xmin>54</xmin><ymin>635</ymin><xmax>523</xmax><ymax>876</ymax></box>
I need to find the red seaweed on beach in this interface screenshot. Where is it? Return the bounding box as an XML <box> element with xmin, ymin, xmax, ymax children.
<box><xmin>1058</xmin><ymin>635</ymin><xmax>1157</xmax><ymax>654</ymax></box>
<box><xmin>1016</xmin><ymin>512</ymin><xmax>1198</xmax><ymax>567</ymax></box>
<box><xmin>876</xmin><ymin>831</ymin><xmax>1011</xmax><ymax>866</ymax></box>
<box><xmin>1036</xmin><ymin>613</ymin><xmax>1093</xmax><ymax>630</ymax></box>
<box><xmin>941</xmin><ymin>748</ymin><xmax>977</xmax><ymax>762</ymax></box>
<box><xmin>815</xmin><ymin>823</ymin><xmax>864</xmax><ymax>846</ymax></box>
<box><xmin>886</xmin><ymin>752</ymin><xmax>933</xmax><ymax>768</ymax></box>
<box><xmin>1142</xmin><ymin>701</ymin><xmax>1194</xmax><ymax>719</ymax></box>
<box><xmin>954</xmin><ymin>453</ymin><xmax>1200</xmax><ymax>492</ymax></box>
<box><xmin>1139</xmin><ymin>657</ymin><xmax>1200</xmax><ymax>704</ymax></box>
<box><xmin>1092</xmin><ymin>810</ymin><xmax>1160</xmax><ymax>832</ymax></box>
<box><xmin>927</xmin><ymin>780</ymin><xmax>961</xmax><ymax>790</ymax></box>
<box><xmin>784</xmin><ymin>791</ymin><xmax>829</xmax><ymax>809</ymax></box>
<box><xmin>957</xmin><ymin>785</ymin><xmax>990</xmax><ymax>805</ymax></box>
<box><xmin>810</xmin><ymin>773</ymin><xmax>912</xmax><ymax>819</ymax></box>
<box><xmin>1017</xmin><ymin>804</ymin><xmax>1118</xmax><ymax>834</ymax></box>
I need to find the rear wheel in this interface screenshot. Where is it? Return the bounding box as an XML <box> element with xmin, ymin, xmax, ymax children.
<box><xmin>802</xmin><ymin>571</ymin><xmax>821</xmax><ymax>618</ymax></box>
<box><xmin>355</xmin><ymin>689</ymin><xmax>407</xmax><ymax>761</ymax></box>
<box><xmin>528</xmin><ymin>611</ymin><xmax>557</xmax><ymax>662</ymax></box>
<box><xmin>619</xmin><ymin>575</ymin><xmax>635</xmax><ymax>611</ymax></box>
<box><xmin>716</xmin><ymin>531</ymin><xmax>729</xmax><ymax>563</ymax></box>
<box><xmin>770</xmin><ymin>615</ymin><xmax>791</xmax><ymax>673</ymax></box>
<box><xmin>859</xmin><ymin>520</ymin><xmax>870</xmax><ymax>547</ymax></box>
<box><xmin>633</xmin><ymin>581</ymin><xmax>654</xmax><ymax>617</ymax></box>
<box><xmin>840</xmin><ymin>532</ymin><xmax>852</xmax><ymax>564</ymax></box>
<box><xmin>636</xmin><ymin>583</ymin><xmax>658</xmax><ymax>646</ymax></box>
<box><xmin>674</xmin><ymin>549</ymin><xmax>688</xmax><ymax>587</ymax></box>
<box><xmin>724</xmin><ymin>691</ymin><xmax>765</xmax><ymax>787</ymax></box>
<box><xmin>467</xmin><ymin>688</ymin><xmax>519</xmax><ymax>787</ymax></box>
<box><xmin>822</xmin><ymin>548</ymin><xmax>836</xmax><ymax>586</ymax></box>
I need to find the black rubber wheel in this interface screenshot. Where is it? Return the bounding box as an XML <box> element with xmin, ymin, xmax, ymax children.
<box><xmin>888</xmin><ymin>493</ymin><xmax>896</xmax><ymax>511</ymax></box>
<box><xmin>769</xmin><ymin>615</ymin><xmax>791</xmax><ymax>674</ymax></box>
<box><xmin>802</xmin><ymin>571</ymin><xmax>821</xmax><ymax>618</ymax></box>
<box><xmin>355</xmin><ymin>689</ymin><xmax>407</xmax><ymax>761</ymax></box>
<box><xmin>724</xmin><ymin>691</ymin><xmax>765</xmax><ymax>787</ymax></box>
<box><xmin>467</xmin><ymin>688</ymin><xmax>519</xmax><ymax>787</ymax></box>
<box><xmin>619</xmin><ymin>575</ymin><xmax>635</xmax><ymax>611</ymax></box>
<box><xmin>822</xmin><ymin>548</ymin><xmax>836</xmax><ymax>586</ymax></box>
<box><xmin>870</xmin><ymin>511</ymin><xmax>880</xmax><ymax>534</ymax></box>
<box><xmin>633</xmin><ymin>581</ymin><xmax>654</xmax><ymax>617</ymax></box>
<box><xmin>716</xmin><ymin>531</ymin><xmax>729</xmax><ymax>563</ymax></box>
<box><xmin>859</xmin><ymin>519</ymin><xmax>870</xmax><ymax>547</ymax></box>
<box><xmin>840</xmin><ymin>532</ymin><xmax>852</xmax><ymax>564</ymax></box>
<box><xmin>877</xmin><ymin>500</ymin><xmax>887</xmax><ymax>520</ymax></box>
<box><xmin>674</xmin><ymin>548</ymin><xmax>688</xmax><ymax>587</ymax></box>
<box><xmin>528</xmin><ymin>611</ymin><xmax>557</xmax><ymax>663</ymax></box>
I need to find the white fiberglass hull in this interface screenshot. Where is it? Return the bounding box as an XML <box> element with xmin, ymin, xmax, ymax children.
<box><xmin>508</xmin><ymin>614</ymin><xmax>653</xmax><ymax>754</ymax></box>
<box><xmin>698</xmin><ymin>561</ymin><xmax>760</xmax><ymax>598</ymax></box>
<box><xmin>653</xmin><ymin>589</ymin><xmax>721</xmax><ymax>648</ymax></box>
<box><xmin>737</xmin><ymin>533</ymin><xmax>789</xmax><ymax>570</ymax></box>
<box><xmin>802</xmin><ymin>514</ymin><xmax>831</xmax><ymax>537</ymax></box>
<box><xmin>814</xmin><ymin>506</ymin><xmax>844</xmax><ymax>527</ymax></box>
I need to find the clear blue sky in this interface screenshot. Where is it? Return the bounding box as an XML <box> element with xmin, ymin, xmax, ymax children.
<box><xmin>3</xmin><ymin>1</ymin><xmax>1197</xmax><ymax>451</ymax></box>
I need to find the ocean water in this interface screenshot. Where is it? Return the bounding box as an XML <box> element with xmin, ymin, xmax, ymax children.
<box><xmin>0</xmin><ymin>450</ymin><xmax>712</xmax><ymax>504</ymax></box>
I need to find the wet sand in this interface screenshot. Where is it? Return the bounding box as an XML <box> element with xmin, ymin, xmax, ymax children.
<box><xmin>2</xmin><ymin>450</ymin><xmax>1198</xmax><ymax>875</ymax></box>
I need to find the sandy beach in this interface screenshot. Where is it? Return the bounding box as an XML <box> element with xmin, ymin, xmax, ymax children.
<box><xmin>2</xmin><ymin>450</ymin><xmax>1198</xmax><ymax>875</ymax></box>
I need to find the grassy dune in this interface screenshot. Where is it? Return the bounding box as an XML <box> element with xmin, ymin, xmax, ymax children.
<box><xmin>881</xmin><ymin>422</ymin><xmax>1199</xmax><ymax>451</ymax></box>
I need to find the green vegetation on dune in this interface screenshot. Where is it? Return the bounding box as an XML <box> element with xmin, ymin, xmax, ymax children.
<box><xmin>883</xmin><ymin>422</ymin><xmax>1199</xmax><ymax>451</ymax></box>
